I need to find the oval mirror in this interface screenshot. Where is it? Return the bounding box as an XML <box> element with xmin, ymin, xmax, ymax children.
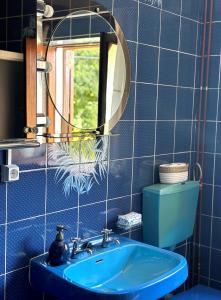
<box><xmin>45</xmin><ymin>6</ymin><xmax>131</xmax><ymax>134</ymax></box>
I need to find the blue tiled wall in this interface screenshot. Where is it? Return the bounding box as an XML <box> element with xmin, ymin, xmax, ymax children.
<box><xmin>193</xmin><ymin>0</ymin><xmax>221</xmax><ymax>291</ymax></box>
<box><xmin>0</xmin><ymin>0</ymin><xmax>204</xmax><ymax>299</ymax></box>
<box><xmin>0</xmin><ymin>0</ymin><xmax>35</xmax><ymax>52</ymax></box>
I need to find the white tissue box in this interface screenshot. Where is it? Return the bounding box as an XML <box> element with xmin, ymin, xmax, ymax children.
<box><xmin>117</xmin><ymin>212</ymin><xmax>142</xmax><ymax>229</ymax></box>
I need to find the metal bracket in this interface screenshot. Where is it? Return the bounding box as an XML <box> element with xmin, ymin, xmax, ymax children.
<box><xmin>37</xmin><ymin>114</ymin><xmax>51</xmax><ymax>128</ymax></box>
<box><xmin>24</xmin><ymin>127</ymin><xmax>39</xmax><ymax>134</ymax></box>
<box><xmin>37</xmin><ymin>59</ymin><xmax>52</xmax><ymax>72</ymax></box>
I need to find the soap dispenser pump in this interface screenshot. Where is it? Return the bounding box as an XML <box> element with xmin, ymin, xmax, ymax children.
<box><xmin>47</xmin><ymin>225</ymin><xmax>70</xmax><ymax>266</ymax></box>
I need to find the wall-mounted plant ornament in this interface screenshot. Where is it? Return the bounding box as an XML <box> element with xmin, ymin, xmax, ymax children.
<box><xmin>144</xmin><ymin>0</ymin><xmax>162</xmax><ymax>7</ymax></box>
<box><xmin>48</xmin><ymin>136</ymin><xmax>108</xmax><ymax>196</ymax></box>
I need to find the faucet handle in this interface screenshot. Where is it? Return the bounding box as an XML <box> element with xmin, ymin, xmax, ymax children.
<box><xmin>101</xmin><ymin>229</ymin><xmax>112</xmax><ymax>234</ymax></box>
<box><xmin>70</xmin><ymin>237</ymin><xmax>81</xmax><ymax>245</ymax></box>
<box><xmin>101</xmin><ymin>229</ymin><xmax>112</xmax><ymax>240</ymax></box>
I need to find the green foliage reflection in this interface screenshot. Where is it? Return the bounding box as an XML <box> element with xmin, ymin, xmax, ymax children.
<box><xmin>73</xmin><ymin>48</ymin><xmax>100</xmax><ymax>129</ymax></box>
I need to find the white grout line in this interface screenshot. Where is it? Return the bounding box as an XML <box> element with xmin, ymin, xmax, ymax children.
<box><xmin>129</xmin><ymin>0</ymin><xmax>139</xmax><ymax>217</ymax></box>
<box><xmin>152</xmin><ymin>0</ymin><xmax>162</xmax><ymax>183</ymax></box>
<box><xmin>208</xmin><ymin>52</ymin><xmax>221</xmax><ymax>286</ymax></box>
<box><xmin>105</xmin><ymin>136</ymin><xmax>111</xmax><ymax>228</ymax></box>
<box><xmin>4</xmin><ymin>183</ymin><xmax>8</xmax><ymax>300</ymax></box>
<box><xmin>190</xmin><ymin>18</ymin><xmax>200</xmax><ymax>288</ymax></box>
<box><xmin>138</xmin><ymin>0</ymin><xmax>203</xmax><ymax>24</ymax></box>
<box><xmin>172</xmin><ymin>0</ymin><xmax>182</xmax><ymax>162</ymax></box>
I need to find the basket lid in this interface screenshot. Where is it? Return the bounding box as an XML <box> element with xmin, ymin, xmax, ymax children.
<box><xmin>159</xmin><ymin>163</ymin><xmax>189</xmax><ymax>173</ymax></box>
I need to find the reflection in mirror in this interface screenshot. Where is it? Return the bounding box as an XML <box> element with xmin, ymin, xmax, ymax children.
<box><xmin>42</xmin><ymin>9</ymin><xmax>130</xmax><ymax>135</ymax></box>
<box><xmin>37</xmin><ymin>2</ymin><xmax>131</xmax><ymax>195</ymax></box>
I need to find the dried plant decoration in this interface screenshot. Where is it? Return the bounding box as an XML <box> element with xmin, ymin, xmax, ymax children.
<box><xmin>144</xmin><ymin>0</ymin><xmax>162</xmax><ymax>7</ymax></box>
<box><xmin>48</xmin><ymin>136</ymin><xmax>109</xmax><ymax>196</ymax></box>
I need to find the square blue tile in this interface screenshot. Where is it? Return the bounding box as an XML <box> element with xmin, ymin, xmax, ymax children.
<box><xmin>213</xmin><ymin>186</ymin><xmax>221</xmax><ymax>218</ymax></box>
<box><xmin>174</xmin><ymin>152</ymin><xmax>190</xmax><ymax>164</ymax></box>
<box><xmin>161</xmin><ymin>11</ymin><xmax>180</xmax><ymax>51</ymax></box>
<box><xmin>7</xmin><ymin>171</ymin><xmax>46</xmax><ymax>222</ymax></box>
<box><xmin>204</xmin><ymin>122</ymin><xmax>216</xmax><ymax>153</ymax></box>
<box><xmin>113</xmin><ymin>0</ymin><xmax>138</xmax><ymax>41</ymax></box>
<box><xmin>127</xmin><ymin>42</ymin><xmax>137</xmax><ymax>82</ymax></box>
<box><xmin>23</xmin><ymin>0</ymin><xmax>35</xmax><ymax>15</ymax></box>
<box><xmin>138</xmin><ymin>3</ymin><xmax>160</xmax><ymax>46</ymax></box>
<box><xmin>204</xmin><ymin>153</ymin><xmax>214</xmax><ymax>185</ymax></box>
<box><xmin>213</xmin><ymin>0</ymin><xmax>221</xmax><ymax>22</ymax></box>
<box><xmin>208</xmin><ymin>57</ymin><xmax>221</xmax><ymax>88</ymax></box>
<box><xmin>107</xmin><ymin>196</ymin><xmax>130</xmax><ymax>230</ymax></box>
<box><xmin>131</xmin><ymin>229</ymin><xmax>143</xmax><ymax>242</ymax></box>
<box><xmin>200</xmin><ymin>215</ymin><xmax>211</xmax><ymax>247</ymax></box>
<box><xmin>110</xmin><ymin>121</ymin><xmax>134</xmax><ymax>159</ymax></box>
<box><xmin>215</xmin><ymin>155</ymin><xmax>221</xmax><ymax>185</ymax></box>
<box><xmin>156</xmin><ymin>121</ymin><xmax>174</xmax><ymax>154</ymax></box>
<box><xmin>175</xmin><ymin>121</ymin><xmax>192</xmax><ymax>152</ymax></box>
<box><xmin>46</xmin><ymin>168</ymin><xmax>78</xmax><ymax>213</ymax></box>
<box><xmin>0</xmin><ymin>20</ymin><xmax>6</xmax><ymax>42</ymax></box>
<box><xmin>179</xmin><ymin>54</ymin><xmax>195</xmax><ymax>87</ymax></box>
<box><xmin>159</xmin><ymin>50</ymin><xmax>178</xmax><ymax>85</ymax></box>
<box><xmin>0</xmin><ymin>275</ymin><xmax>4</xmax><ymax>300</ymax></box>
<box><xmin>201</xmin><ymin>184</ymin><xmax>213</xmax><ymax>216</ymax></box>
<box><xmin>176</xmin><ymin>88</ymin><xmax>194</xmax><ymax>120</ymax></box>
<box><xmin>132</xmin><ymin>157</ymin><xmax>153</xmax><ymax>194</ymax></box>
<box><xmin>206</xmin><ymin>89</ymin><xmax>218</xmax><ymax>121</ymax></box>
<box><xmin>137</xmin><ymin>44</ymin><xmax>159</xmax><ymax>83</ymax></box>
<box><xmin>7</xmin><ymin>0</ymin><xmax>21</xmax><ymax>17</ymax></box>
<box><xmin>134</xmin><ymin>121</ymin><xmax>155</xmax><ymax>157</ymax></box>
<box><xmin>6</xmin><ymin>41</ymin><xmax>22</xmax><ymax>52</ymax></box>
<box><xmin>210</xmin><ymin>279</ymin><xmax>221</xmax><ymax>291</ymax></box>
<box><xmin>180</xmin><ymin>19</ymin><xmax>198</xmax><ymax>54</ymax></box>
<box><xmin>6</xmin><ymin>267</ymin><xmax>42</xmax><ymax>300</ymax></box>
<box><xmin>46</xmin><ymin>208</ymin><xmax>77</xmax><ymax>250</ymax></box>
<box><xmin>199</xmin><ymin>246</ymin><xmax>210</xmax><ymax>278</ymax></box>
<box><xmin>121</xmin><ymin>83</ymin><xmax>135</xmax><ymax>120</ymax></box>
<box><xmin>157</xmin><ymin>86</ymin><xmax>176</xmax><ymax>120</ymax></box>
<box><xmin>108</xmin><ymin>159</ymin><xmax>132</xmax><ymax>198</ymax></box>
<box><xmin>80</xmin><ymin>166</ymin><xmax>107</xmax><ymax>206</ymax></box>
<box><xmin>162</xmin><ymin>0</ymin><xmax>181</xmax><ymax>14</ymax></box>
<box><xmin>7</xmin><ymin>17</ymin><xmax>21</xmax><ymax>41</ymax></box>
<box><xmin>90</xmin><ymin>15</ymin><xmax>112</xmax><ymax>35</ymax></box>
<box><xmin>211</xmin><ymin>249</ymin><xmax>221</xmax><ymax>282</ymax></box>
<box><xmin>136</xmin><ymin>84</ymin><xmax>157</xmax><ymax>120</ymax></box>
<box><xmin>71</xmin><ymin>16</ymin><xmax>91</xmax><ymax>38</ymax></box>
<box><xmin>12</xmin><ymin>145</ymin><xmax>46</xmax><ymax>170</ymax></box>
<box><xmin>79</xmin><ymin>202</ymin><xmax>106</xmax><ymax>239</ymax></box>
<box><xmin>212</xmin><ymin>217</ymin><xmax>221</xmax><ymax>250</ymax></box>
<box><xmin>132</xmin><ymin>194</ymin><xmax>142</xmax><ymax>213</ymax></box>
<box><xmin>0</xmin><ymin>184</ymin><xmax>6</xmax><ymax>224</ymax></box>
<box><xmin>216</xmin><ymin>123</ymin><xmax>221</xmax><ymax>154</ymax></box>
<box><xmin>182</xmin><ymin>0</ymin><xmax>202</xmax><ymax>21</ymax></box>
<box><xmin>0</xmin><ymin>0</ymin><xmax>6</xmax><ymax>18</ymax></box>
<box><xmin>52</xmin><ymin>0</ymin><xmax>70</xmax><ymax>11</ymax></box>
<box><xmin>7</xmin><ymin>217</ymin><xmax>45</xmax><ymax>272</ymax></box>
<box><xmin>0</xmin><ymin>226</ymin><xmax>5</xmax><ymax>276</ymax></box>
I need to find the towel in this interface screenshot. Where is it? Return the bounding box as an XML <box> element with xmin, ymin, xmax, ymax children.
<box><xmin>116</xmin><ymin>212</ymin><xmax>142</xmax><ymax>230</ymax></box>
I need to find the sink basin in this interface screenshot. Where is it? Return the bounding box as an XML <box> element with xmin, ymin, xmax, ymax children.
<box><xmin>30</xmin><ymin>236</ymin><xmax>188</xmax><ymax>300</ymax></box>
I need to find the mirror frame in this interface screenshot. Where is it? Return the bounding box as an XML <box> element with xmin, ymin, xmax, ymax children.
<box><xmin>44</xmin><ymin>5</ymin><xmax>131</xmax><ymax>134</ymax></box>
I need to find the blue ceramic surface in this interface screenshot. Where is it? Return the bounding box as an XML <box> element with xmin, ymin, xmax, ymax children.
<box><xmin>30</xmin><ymin>236</ymin><xmax>188</xmax><ymax>300</ymax></box>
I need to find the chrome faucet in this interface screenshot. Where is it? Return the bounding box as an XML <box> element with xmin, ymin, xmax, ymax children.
<box><xmin>101</xmin><ymin>229</ymin><xmax>120</xmax><ymax>248</ymax></box>
<box><xmin>70</xmin><ymin>237</ymin><xmax>93</xmax><ymax>259</ymax></box>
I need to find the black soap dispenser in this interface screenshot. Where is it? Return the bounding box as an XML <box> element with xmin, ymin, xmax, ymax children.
<box><xmin>47</xmin><ymin>225</ymin><xmax>70</xmax><ymax>266</ymax></box>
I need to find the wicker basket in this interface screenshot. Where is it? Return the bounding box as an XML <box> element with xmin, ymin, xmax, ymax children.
<box><xmin>159</xmin><ymin>163</ymin><xmax>189</xmax><ymax>184</ymax></box>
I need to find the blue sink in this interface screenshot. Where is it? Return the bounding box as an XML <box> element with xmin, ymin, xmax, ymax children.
<box><xmin>30</xmin><ymin>236</ymin><xmax>188</xmax><ymax>300</ymax></box>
